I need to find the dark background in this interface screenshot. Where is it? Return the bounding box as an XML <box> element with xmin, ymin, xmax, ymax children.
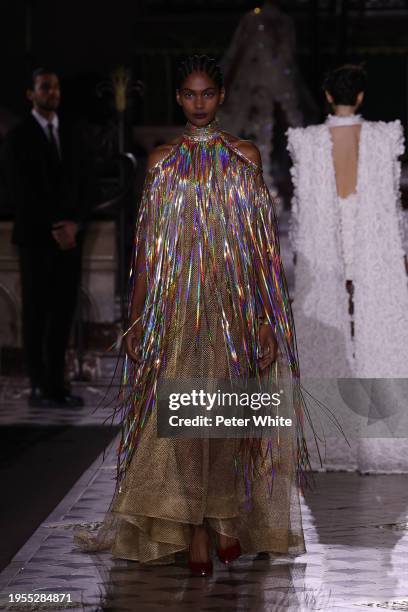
<box><xmin>1</xmin><ymin>0</ymin><xmax>408</xmax><ymax>126</ymax></box>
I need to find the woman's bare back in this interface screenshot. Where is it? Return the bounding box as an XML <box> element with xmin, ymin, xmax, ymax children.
<box><xmin>329</xmin><ymin>124</ymin><xmax>361</xmax><ymax>199</ymax></box>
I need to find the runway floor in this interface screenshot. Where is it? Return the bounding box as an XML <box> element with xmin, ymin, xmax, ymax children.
<box><xmin>0</xmin><ymin>371</ymin><xmax>408</xmax><ymax>612</ymax></box>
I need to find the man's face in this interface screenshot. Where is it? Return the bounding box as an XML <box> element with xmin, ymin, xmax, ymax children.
<box><xmin>28</xmin><ymin>73</ymin><xmax>61</xmax><ymax>112</ymax></box>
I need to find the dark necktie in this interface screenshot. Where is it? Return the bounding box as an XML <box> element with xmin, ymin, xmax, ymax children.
<box><xmin>47</xmin><ymin>123</ymin><xmax>61</xmax><ymax>161</ymax></box>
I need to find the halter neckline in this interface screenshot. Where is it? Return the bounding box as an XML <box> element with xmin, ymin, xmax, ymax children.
<box><xmin>326</xmin><ymin>114</ymin><xmax>363</xmax><ymax>127</ymax></box>
<box><xmin>183</xmin><ymin>118</ymin><xmax>220</xmax><ymax>142</ymax></box>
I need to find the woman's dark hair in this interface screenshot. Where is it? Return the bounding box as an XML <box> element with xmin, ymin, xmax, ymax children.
<box><xmin>177</xmin><ymin>55</ymin><xmax>224</xmax><ymax>89</ymax></box>
<box><xmin>323</xmin><ymin>64</ymin><xmax>366</xmax><ymax>105</ymax></box>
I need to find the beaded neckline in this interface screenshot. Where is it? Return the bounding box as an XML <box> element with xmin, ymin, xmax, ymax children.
<box><xmin>326</xmin><ymin>114</ymin><xmax>363</xmax><ymax>127</ymax></box>
<box><xmin>183</xmin><ymin>118</ymin><xmax>220</xmax><ymax>142</ymax></box>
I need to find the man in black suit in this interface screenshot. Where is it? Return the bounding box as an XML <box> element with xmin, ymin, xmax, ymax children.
<box><xmin>4</xmin><ymin>68</ymin><xmax>87</xmax><ymax>407</ymax></box>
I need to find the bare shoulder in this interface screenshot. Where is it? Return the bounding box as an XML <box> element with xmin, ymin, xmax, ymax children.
<box><xmin>147</xmin><ymin>136</ymin><xmax>182</xmax><ymax>171</ymax></box>
<box><xmin>236</xmin><ymin>140</ymin><xmax>262</xmax><ymax>167</ymax></box>
<box><xmin>222</xmin><ymin>131</ymin><xmax>262</xmax><ymax>167</ymax></box>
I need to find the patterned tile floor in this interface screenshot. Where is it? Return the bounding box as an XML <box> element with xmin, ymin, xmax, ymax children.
<box><xmin>0</xmin><ymin>356</ymin><xmax>122</xmax><ymax>427</ymax></box>
<box><xmin>1</xmin><ymin>374</ymin><xmax>408</xmax><ymax>611</ymax></box>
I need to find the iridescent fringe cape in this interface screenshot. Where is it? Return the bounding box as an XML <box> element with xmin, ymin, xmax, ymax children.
<box><xmin>113</xmin><ymin>118</ymin><xmax>319</xmax><ymax>498</ymax></box>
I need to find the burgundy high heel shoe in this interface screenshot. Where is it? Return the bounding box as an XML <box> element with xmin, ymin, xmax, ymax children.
<box><xmin>188</xmin><ymin>555</ymin><xmax>213</xmax><ymax>577</ymax></box>
<box><xmin>188</xmin><ymin>529</ymin><xmax>213</xmax><ymax>576</ymax></box>
<box><xmin>217</xmin><ymin>539</ymin><xmax>242</xmax><ymax>565</ymax></box>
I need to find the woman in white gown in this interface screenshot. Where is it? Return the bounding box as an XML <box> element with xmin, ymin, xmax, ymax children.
<box><xmin>218</xmin><ymin>0</ymin><xmax>310</xmax><ymax>199</ymax></box>
<box><xmin>287</xmin><ymin>65</ymin><xmax>408</xmax><ymax>473</ymax></box>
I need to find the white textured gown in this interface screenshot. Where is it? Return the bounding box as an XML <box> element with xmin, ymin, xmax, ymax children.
<box><xmin>287</xmin><ymin>115</ymin><xmax>408</xmax><ymax>473</ymax></box>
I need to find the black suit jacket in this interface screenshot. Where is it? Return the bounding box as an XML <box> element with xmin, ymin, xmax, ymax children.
<box><xmin>4</xmin><ymin>114</ymin><xmax>87</xmax><ymax>247</ymax></box>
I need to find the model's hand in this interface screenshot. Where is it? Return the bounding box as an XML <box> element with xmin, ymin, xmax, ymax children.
<box><xmin>125</xmin><ymin>321</ymin><xmax>143</xmax><ymax>362</ymax></box>
<box><xmin>258</xmin><ymin>323</ymin><xmax>278</xmax><ymax>370</ymax></box>
<box><xmin>52</xmin><ymin>221</ymin><xmax>78</xmax><ymax>250</ymax></box>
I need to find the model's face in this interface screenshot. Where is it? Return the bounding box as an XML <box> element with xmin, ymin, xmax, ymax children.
<box><xmin>27</xmin><ymin>73</ymin><xmax>61</xmax><ymax>113</ymax></box>
<box><xmin>176</xmin><ymin>71</ymin><xmax>225</xmax><ymax>127</ymax></box>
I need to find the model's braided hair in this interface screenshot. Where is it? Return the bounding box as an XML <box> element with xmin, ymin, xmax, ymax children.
<box><xmin>177</xmin><ymin>54</ymin><xmax>224</xmax><ymax>89</ymax></box>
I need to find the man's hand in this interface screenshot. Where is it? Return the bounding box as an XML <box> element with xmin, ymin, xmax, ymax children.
<box><xmin>52</xmin><ymin>220</ymin><xmax>78</xmax><ymax>250</ymax></box>
<box><xmin>125</xmin><ymin>321</ymin><xmax>143</xmax><ymax>362</ymax></box>
<box><xmin>258</xmin><ymin>323</ymin><xmax>278</xmax><ymax>370</ymax></box>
